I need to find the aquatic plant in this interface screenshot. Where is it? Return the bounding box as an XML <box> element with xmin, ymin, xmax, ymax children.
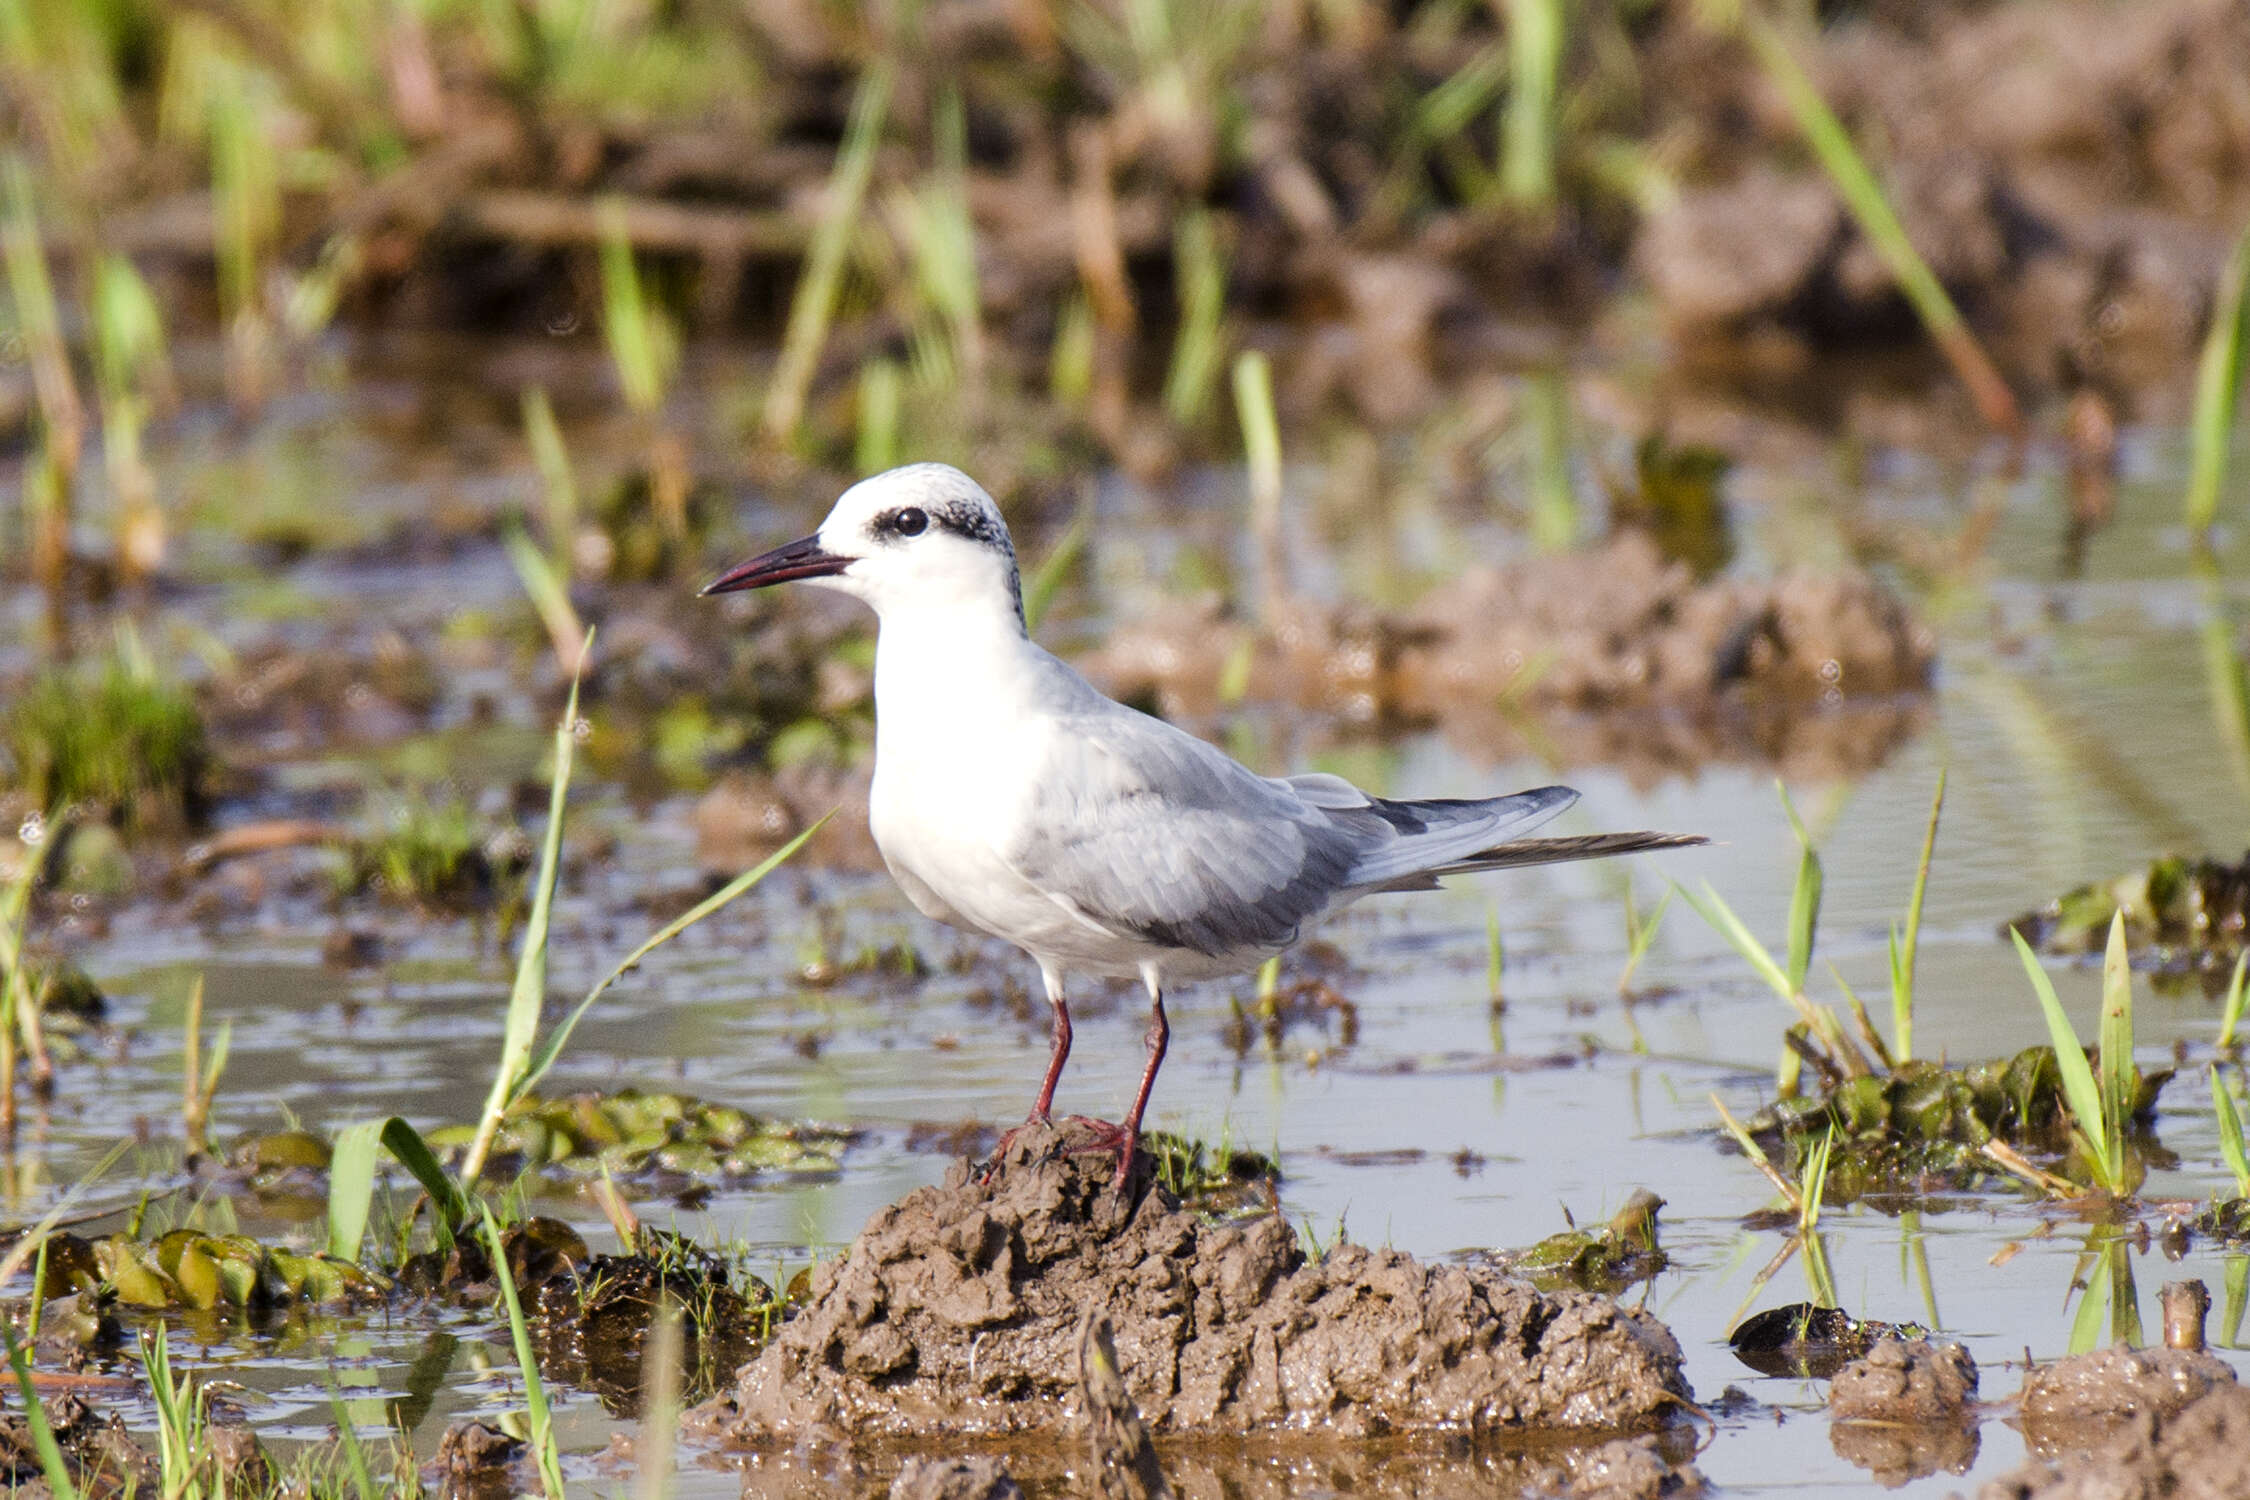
<box><xmin>2</xmin><ymin>629</ymin><xmax>208</xmax><ymax>830</ymax></box>
<box><xmin>520</xmin><ymin>386</ymin><xmax>580</xmax><ymax>580</ymax></box>
<box><xmin>1163</xmin><ymin>207</ymin><xmax>1229</xmax><ymax>426</ymax></box>
<box><xmin>1618</xmin><ymin>884</ymin><xmax>1673</xmax><ymax>997</ymax></box>
<box><xmin>765</xmin><ymin>65</ymin><xmax>891</xmax><ymax>446</ymax></box>
<box><xmin>179</xmin><ymin>976</ymin><xmax>229</xmax><ymax>1162</ymax></box>
<box><xmin>2186</xmin><ymin>216</ymin><xmax>2250</xmax><ymax>534</ymax></box>
<box><xmin>2</xmin><ymin>1322</ymin><xmax>76</xmax><ymax>1499</ymax></box>
<box><xmin>342</xmin><ymin>785</ymin><xmax>531</xmax><ymax>911</ymax></box>
<box><xmin>1147</xmin><ymin>1128</ymin><xmax>1278</xmax><ymax>1218</ymax></box>
<box><xmin>2015</xmin><ymin>851</ymin><xmax>2250</xmax><ymax>966</ymax></box>
<box><xmin>2223</xmin><ymin>955</ymin><xmax>2248</xmax><ymax>1052</ymax></box>
<box><xmin>1509</xmin><ymin>1189</ymin><xmax>1667</xmax><ymax>1295</ymax></box>
<box><xmin>90</xmin><ymin>252</ymin><xmax>171</xmax><ymax>585</ymax></box>
<box><xmin>1233</xmin><ymin>350</ymin><xmax>1285</xmax><ymax>621</ymax></box>
<box><xmin>2214</xmin><ymin>1067</ymin><xmax>2250</xmax><ymax>1201</ymax></box>
<box><xmin>1</xmin><ymin>153</ymin><xmax>82</xmax><ymax>639</ymax></box>
<box><xmin>1728</xmin><ymin>11</ymin><xmax>2022</xmax><ymax>440</ymax></box>
<box><xmin>2010</xmin><ymin>913</ymin><xmax>2138</xmax><ymax>1195</ymax></box>
<box><xmin>1501</xmin><ymin>0</ymin><xmax>1563</xmax><ymax>210</ymax></box>
<box><xmin>480</xmin><ymin>1206</ymin><xmax>566</xmax><ymax>1499</ymax></box>
<box><xmin>1889</xmin><ymin>770</ymin><xmax>1944</xmax><ymax>1063</ymax></box>
<box><xmin>1021</xmin><ymin>500</ymin><xmax>1092</xmax><ymax>635</ymax></box>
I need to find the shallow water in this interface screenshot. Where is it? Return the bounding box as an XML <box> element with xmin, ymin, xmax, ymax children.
<box><xmin>10</xmin><ymin>348</ymin><xmax>2250</xmax><ymax>1495</ymax></box>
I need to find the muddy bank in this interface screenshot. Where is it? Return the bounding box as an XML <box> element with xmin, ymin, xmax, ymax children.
<box><xmin>687</xmin><ymin>1121</ymin><xmax>1689</xmax><ymax>1448</ymax></box>
<box><xmin>1082</xmin><ymin>532</ymin><xmax>1932</xmax><ymax>781</ymax></box>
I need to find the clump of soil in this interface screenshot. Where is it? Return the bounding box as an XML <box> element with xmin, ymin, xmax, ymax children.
<box><xmin>2017</xmin><ymin>1342</ymin><xmax>2238</xmax><ymax>1443</ymax></box>
<box><xmin>1082</xmin><ymin>533</ymin><xmax>1932</xmax><ymax>778</ymax></box>
<box><xmin>686</xmin><ymin>1121</ymin><xmax>1690</xmax><ymax>1445</ymax></box>
<box><xmin>1830</xmin><ymin>1336</ymin><xmax>1979</xmax><ymax>1422</ymax></box>
<box><xmin>1825</xmin><ymin>1337</ymin><xmax>1981</xmax><ymax>1486</ymax></box>
<box><xmin>1981</xmin><ymin>1382</ymin><xmax>2250</xmax><ymax>1500</ymax></box>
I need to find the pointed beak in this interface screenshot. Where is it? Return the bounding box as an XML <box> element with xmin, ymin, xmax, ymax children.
<box><xmin>699</xmin><ymin>535</ymin><xmax>853</xmax><ymax>595</ymax></box>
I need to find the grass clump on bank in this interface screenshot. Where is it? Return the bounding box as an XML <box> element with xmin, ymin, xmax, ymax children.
<box><xmin>2</xmin><ymin>635</ymin><xmax>206</xmax><ymax>832</ymax></box>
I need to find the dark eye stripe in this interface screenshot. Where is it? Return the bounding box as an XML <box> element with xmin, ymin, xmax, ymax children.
<box><xmin>873</xmin><ymin>506</ymin><xmax>929</xmax><ymax>539</ymax></box>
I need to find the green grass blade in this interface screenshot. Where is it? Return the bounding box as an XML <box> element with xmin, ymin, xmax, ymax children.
<box><xmin>599</xmin><ymin>198</ymin><xmax>674</xmax><ymax>416</ymax></box>
<box><xmin>2186</xmin><ymin>216</ymin><xmax>2250</xmax><ymax>533</ymax></box>
<box><xmin>1500</xmin><ymin>0</ymin><xmax>1562</xmax><ymax>208</ymax></box>
<box><xmin>1163</xmin><ymin>207</ymin><xmax>1228</xmax><ymax>425</ymax></box>
<box><xmin>1737</xmin><ymin>15</ymin><xmax>2020</xmax><ymax>439</ymax></box>
<box><xmin>504</xmin><ymin>525</ymin><xmax>588</xmax><ymax>674</ymax></box>
<box><xmin>327</xmin><ymin>1380</ymin><xmax>381</xmax><ymax>1500</ymax></box>
<box><xmin>1022</xmin><ymin>502</ymin><xmax>1092</xmax><ymax>635</ymax></box>
<box><xmin>521</xmin><ymin>387</ymin><xmax>578</xmax><ymax>576</ymax></box>
<box><xmin>2098</xmin><ymin>912</ymin><xmax>2136</xmax><ymax>1188</ymax></box>
<box><xmin>1233</xmin><ymin>349</ymin><xmax>1285</xmax><ymax>621</ymax></box>
<box><xmin>516</xmin><ymin>814</ymin><xmax>832</xmax><ymax>1103</ymax></box>
<box><xmin>464</xmin><ymin>652</ymin><xmax>588</xmax><ymax>1184</ymax></box>
<box><xmin>2214</xmin><ymin>1067</ymin><xmax>2250</xmax><ymax>1199</ymax></box>
<box><xmin>1799</xmin><ymin>1127</ymin><xmax>1833</xmax><ymax>1235</ymax></box>
<box><xmin>855</xmin><ymin>357</ymin><xmax>901</xmax><ymax>477</ymax></box>
<box><xmin>327</xmin><ymin>1118</ymin><xmax>383</xmax><ymax>1261</ymax></box>
<box><xmin>1618</xmin><ymin>886</ymin><xmax>1673</xmax><ymax>994</ymax></box>
<box><xmin>2068</xmin><ymin>1239</ymin><xmax>2112</xmax><ymax>1354</ymax></box>
<box><xmin>378</xmin><ymin>1116</ymin><xmax>470</xmax><ymax>1229</ymax></box>
<box><xmin>1893</xmin><ymin>769</ymin><xmax>1944</xmax><ymax>1062</ymax></box>
<box><xmin>478</xmin><ymin>1206</ymin><xmax>565</xmax><ymax>1499</ymax></box>
<box><xmin>1778</xmin><ymin>785</ymin><xmax>1823</xmax><ymax>997</ymax></box>
<box><xmin>765</xmin><ymin>65</ymin><xmax>892</xmax><ymax>444</ymax></box>
<box><xmin>2011</xmin><ymin>927</ymin><xmax>2117</xmax><ymax>1190</ymax></box>
<box><xmin>1676</xmin><ymin>880</ymin><xmax>1792</xmax><ymax>1000</ymax></box>
<box><xmin>3</xmin><ymin>1323</ymin><xmax>78</xmax><ymax>1500</ymax></box>
<box><xmin>2222</xmin><ymin>953</ymin><xmax>2249</xmax><ymax>1050</ymax></box>
<box><xmin>1526</xmin><ymin>368</ymin><xmax>1576</xmax><ymax>551</ymax></box>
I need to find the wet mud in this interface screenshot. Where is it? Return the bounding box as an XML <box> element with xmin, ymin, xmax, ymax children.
<box><xmin>1084</xmin><ymin>532</ymin><xmax>1933</xmax><ymax>780</ymax></box>
<box><xmin>1981</xmin><ymin>1382</ymin><xmax>2250</xmax><ymax>1500</ymax></box>
<box><xmin>2016</xmin><ymin>1342</ymin><xmax>2238</xmax><ymax>1444</ymax></box>
<box><xmin>1825</xmin><ymin>1338</ymin><xmax>1982</xmax><ymax>1486</ymax></box>
<box><xmin>687</xmin><ymin>1121</ymin><xmax>1690</xmax><ymax>1449</ymax></box>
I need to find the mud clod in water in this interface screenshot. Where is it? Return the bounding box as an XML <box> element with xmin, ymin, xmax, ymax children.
<box><xmin>2017</xmin><ymin>1341</ymin><xmax>2238</xmax><ymax>1449</ymax></box>
<box><xmin>1826</xmin><ymin>1338</ymin><xmax>1982</xmax><ymax>1486</ymax></box>
<box><xmin>1829</xmin><ymin>1337</ymin><xmax>1978</xmax><ymax>1422</ymax></box>
<box><xmin>1981</xmin><ymin>1383</ymin><xmax>2250</xmax><ymax>1500</ymax></box>
<box><xmin>687</xmin><ymin>1121</ymin><xmax>1690</xmax><ymax>1445</ymax></box>
<box><xmin>431</xmin><ymin>1418</ymin><xmax>533</xmax><ymax>1500</ymax></box>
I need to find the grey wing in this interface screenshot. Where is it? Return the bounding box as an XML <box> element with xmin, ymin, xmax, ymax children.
<box><xmin>1004</xmin><ymin>715</ymin><xmax>1361</xmax><ymax>959</ymax></box>
<box><xmin>1282</xmin><ymin>774</ymin><xmax>1580</xmax><ymax>888</ymax></box>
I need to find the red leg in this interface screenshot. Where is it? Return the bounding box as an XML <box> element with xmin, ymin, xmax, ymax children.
<box><xmin>1028</xmin><ymin>990</ymin><xmax>1073</xmax><ymax>1123</ymax></box>
<box><xmin>1112</xmin><ymin>987</ymin><xmax>1170</xmax><ymax>1185</ymax></box>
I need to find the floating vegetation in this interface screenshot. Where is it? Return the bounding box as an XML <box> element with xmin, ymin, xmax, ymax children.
<box><xmin>2013</xmin><ymin>853</ymin><xmax>2250</xmax><ymax>968</ymax></box>
<box><xmin>1740</xmin><ymin>1050</ymin><xmax>2167</xmax><ymax>1206</ymax></box>
<box><xmin>1504</xmin><ymin>1189</ymin><xmax>1669</xmax><ymax>1295</ymax></box>
<box><xmin>424</xmin><ymin>1091</ymin><xmax>854</xmax><ymax>1187</ymax></box>
<box><xmin>1</xmin><ymin>634</ymin><xmax>207</xmax><ymax>831</ymax></box>
<box><xmin>36</xmin><ymin>1230</ymin><xmax>387</xmax><ymax>1316</ymax></box>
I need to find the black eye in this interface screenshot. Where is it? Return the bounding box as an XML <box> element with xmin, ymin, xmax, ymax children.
<box><xmin>892</xmin><ymin>507</ymin><xmax>928</xmax><ymax>537</ymax></box>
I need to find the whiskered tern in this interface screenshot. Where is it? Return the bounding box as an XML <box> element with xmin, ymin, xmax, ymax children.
<box><xmin>705</xmin><ymin>464</ymin><xmax>1703</xmax><ymax>1184</ymax></box>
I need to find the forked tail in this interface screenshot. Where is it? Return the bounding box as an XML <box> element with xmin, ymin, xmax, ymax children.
<box><xmin>1367</xmin><ymin>830</ymin><xmax>1708</xmax><ymax>892</ymax></box>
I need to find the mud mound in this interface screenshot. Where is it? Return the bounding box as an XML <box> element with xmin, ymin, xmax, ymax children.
<box><xmin>1980</xmin><ymin>1382</ymin><xmax>2250</xmax><ymax>1500</ymax></box>
<box><xmin>686</xmin><ymin>1122</ymin><xmax>1689</xmax><ymax>1446</ymax></box>
<box><xmin>1083</xmin><ymin>533</ymin><xmax>1930</xmax><ymax>779</ymax></box>
<box><xmin>2018</xmin><ymin>1343</ymin><xmax>2236</xmax><ymax>1435</ymax></box>
<box><xmin>1829</xmin><ymin>1337</ymin><xmax>1977</xmax><ymax>1422</ymax></box>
